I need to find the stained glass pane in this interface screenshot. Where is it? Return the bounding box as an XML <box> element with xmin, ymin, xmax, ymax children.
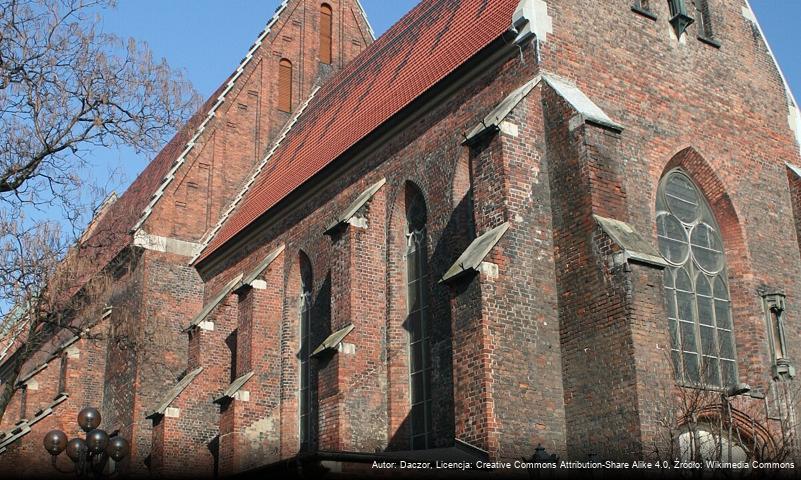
<box><xmin>677</xmin><ymin>291</ymin><xmax>694</xmax><ymax>323</ymax></box>
<box><xmin>411</xmin><ymin>404</ymin><xmax>426</xmax><ymax>433</ymax></box>
<box><xmin>713</xmin><ymin>276</ymin><xmax>729</xmax><ymax>301</ymax></box>
<box><xmin>411</xmin><ymin>341</ymin><xmax>423</xmax><ymax>373</ymax></box>
<box><xmin>657</xmin><ymin>214</ymin><xmax>690</xmax><ymax>264</ymax></box>
<box><xmin>702</xmin><ymin>356</ymin><xmax>720</xmax><ymax>387</ymax></box>
<box><xmin>664</xmin><ymin>269</ymin><xmax>675</xmax><ymax>288</ymax></box>
<box><xmin>696</xmin><ymin>274</ymin><xmax>711</xmax><ymax>296</ymax></box>
<box><xmin>665</xmin><ymin>173</ymin><xmax>701</xmax><ymax>223</ymax></box>
<box><xmin>408</xmin><ymin>280</ymin><xmax>420</xmax><ymax>312</ymax></box>
<box><xmin>719</xmin><ymin>331</ymin><xmax>735</xmax><ymax>360</ymax></box>
<box><xmin>671</xmin><ymin>350</ymin><xmax>682</xmax><ymax>377</ymax></box>
<box><xmin>700</xmin><ymin>325</ymin><xmax>716</xmax><ymax>356</ymax></box>
<box><xmin>696</xmin><ymin>275</ymin><xmax>714</xmax><ymax>326</ymax></box>
<box><xmin>676</xmin><ymin>268</ymin><xmax>692</xmax><ymax>292</ymax></box>
<box><xmin>714</xmin><ymin>301</ymin><xmax>731</xmax><ymax>331</ymax></box>
<box><xmin>691</xmin><ymin>223</ymin><xmax>724</xmax><ymax>273</ymax></box>
<box><xmin>411</xmin><ymin>372</ymin><xmax>424</xmax><ymax>404</ymax></box>
<box><xmin>684</xmin><ymin>353</ymin><xmax>700</xmax><ymax>383</ymax></box>
<box><xmin>721</xmin><ymin>360</ymin><xmax>737</xmax><ymax>385</ymax></box>
<box><xmin>681</xmin><ymin>322</ymin><xmax>697</xmax><ymax>352</ymax></box>
<box><xmin>669</xmin><ymin>318</ymin><xmax>680</xmax><ymax>350</ymax></box>
<box><xmin>408</xmin><ymin>311</ymin><xmax>422</xmax><ymax>342</ymax></box>
<box><xmin>407</xmin><ymin>250</ymin><xmax>419</xmax><ymax>281</ymax></box>
<box><xmin>665</xmin><ymin>289</ymin><xmax>677</xmax><ymax>319</ymax></box>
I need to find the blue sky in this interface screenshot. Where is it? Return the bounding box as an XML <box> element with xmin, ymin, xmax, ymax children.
<box><xmin>97</xmin><ymin>0</ymin><xmax>799</xmax><ymax>191</ymax></box>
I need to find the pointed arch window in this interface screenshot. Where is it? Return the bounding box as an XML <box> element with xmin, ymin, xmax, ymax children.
<box><xmin>657</xmin><ymin>169</ymin><xmax>737</xmax><ymax>387</ymax></box>
<box><xmin>19</xmin><ymin>385</ymin><xmax>27</xmax><ymax>420</ymax></box>
<box><xmin>405</xmin><ymin>188</ymin><xmax>432</xmax><ymax>450</ymax></box>
<box><xmin>58</xmin><ymin>352</ymin><xmax>68</xmax><ymax>394</ymax></box>
<box><xmin>694</xmin><ymin>0</ymin><xmax>719</xmax><ymax>46</ymax></box>
<box><xmin>278</xmin><ymin>59</ymin><xmax>293</xmax><ymax>113</ymax></box>
<box><xmin>319</xmin><ymin>4</ymin><xmax>333</xmax><ymax>65</ymax></box>
<box><xmin>298</xmin><ymin>255</ymin><xmax>313</xmax><ymax>450</ymax></box>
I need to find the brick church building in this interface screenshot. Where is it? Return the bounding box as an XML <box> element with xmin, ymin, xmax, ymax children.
<box><xmin>2</xmin><ymin>0</ymin><xmax>801</xmax><ymax>477</ymax></box>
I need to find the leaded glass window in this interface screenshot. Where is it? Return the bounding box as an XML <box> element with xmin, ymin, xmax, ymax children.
<box><xmin>694</xmin><ymin>0</ymin><xmax>715</xmax><ymax>40</ymax></box>
<box><xmin>657</xmin><ymin>169</ymin><xmax>736</xmax><ymax>387</ymax></box>
<box><xmin>299</xmin><ymin>263</ymin><xmax>313</xmax><ymax>450</ymax></box>
<box><xmin>406</xmin><ymin>191</ymin><xmax>432</xmax><ymax>450</ymax></box>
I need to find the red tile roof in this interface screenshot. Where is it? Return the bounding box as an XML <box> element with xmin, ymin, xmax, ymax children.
<box><xmin>198</xmin><ymin>0</ymin><xmax>518</xmax><ymax>262</ymax></box>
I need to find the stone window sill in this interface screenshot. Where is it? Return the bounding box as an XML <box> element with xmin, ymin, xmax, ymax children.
<box><xmin>698</xmin><ymin>36</ymin><xmax>722</xmax><ymax>48</ymax></box>
<box><xmin>631</xmin><ymin>5</ymin><xmax>657</xmax><ymax>21</ymax></box>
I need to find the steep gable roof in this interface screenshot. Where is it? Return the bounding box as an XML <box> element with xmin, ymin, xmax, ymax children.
<box><xmin>73</xmin><ymin>0</ymin><xmax>312</xmax><ymax>286</ymax></box>
<box><xmin>197</xmin><ymin>0</ymin><xmax>519</xmax><ymax>263</ymax></box>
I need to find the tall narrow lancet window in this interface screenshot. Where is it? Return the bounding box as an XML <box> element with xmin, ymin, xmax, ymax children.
<box><xmin>19</xmin><ymin>386</ymin><xmax>27</xmax><ymax>420</ymax></box>
<box><xmin>657</xmin><ymin>170</ymin><xmax>737</xmax><ymax>387</ymax></box>
<box><xmin>694</xmin><ymin>0</ymin><xmax>715</xmax><ymax>41</ymax></box>
<box><xmin>278</xmin><ymin>59</ymin><xmax>293</xmax><ymax>113</ymax></box>
<box><xmin>405</xmin><ymin>186</ymin><xmax>432</xmax><ymax>449</ymax></box>
<box><xmin>298</xmin><ymin>254</ymin><xmax>313</xmax><ymax>450</ymax></box>
<box><xmin>319</xmin><ymin>4</ymin><xmax>333</xmax><ymax>65</ymax></box>
<box><xmin>58</xmin><ymin>352</ymin><xmax>68</xmax><ymax>394</ymax></box>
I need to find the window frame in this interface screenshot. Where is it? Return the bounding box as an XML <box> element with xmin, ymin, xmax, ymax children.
<box><xmin>693</xmin><ymin>0</ymin><xmax>721</xmax><ymax>47</ymax></box>
<box><xmin>19</xmin><ymin>384</ymin><xmax>27</xmax><ymax>420</ymax></box>
<box><xmin>319</xmin><ymin>3</ymin><xmax>333</xmax><ymax>65</ymax></box>
<box><xmin>657</xmin><ymin>169</ymin><xmax>738</xmax><ymax>389</ymax></box>
<box><xmin>278</xmin><ymin>58</ymin><xmax>293</xmax><ymax>113</ymax></box>
<box><xmin>298</xmin><ymin>270</ymin><xmax>313</xmax><ymax>450</ymax></box>
<box><xmin>403</xmin><ymin>187</ymin><xmax>434</xmax><ymax>452</ymax></box>
<box><xmin>58</xmin><ymin>352</ymin><xmax>68</xmax><ymax>395</ymax></box>
<box><xmin>631</xmin><ymin>0</ymin><xmax>657</xmax><ymax>20</ymax></box>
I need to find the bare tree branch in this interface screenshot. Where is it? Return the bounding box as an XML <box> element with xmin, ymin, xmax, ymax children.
<box><xmin>0</xmin><ymin>0</ymin><xmax>201</xmax><ymax>423</ymax></box>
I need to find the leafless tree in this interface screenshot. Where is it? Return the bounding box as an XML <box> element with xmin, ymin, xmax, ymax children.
<box><xmin>649</xmin><ymin>355</ymin><xmax>801</xmax><ymax>478</ymax></box>
<box><xmin>0</xmin><ymin>0</ymin><xmax>200</xmax><ymax>423</ymax></box>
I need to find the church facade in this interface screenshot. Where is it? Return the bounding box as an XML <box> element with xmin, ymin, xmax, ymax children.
<box><xmin>2</xmin><ymin>0</ymin><xmax>801</xmax><ymax>477</ymax></box>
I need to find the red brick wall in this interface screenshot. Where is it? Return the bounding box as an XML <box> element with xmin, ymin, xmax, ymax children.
<box><xmin>195</xmin><ymin>0</ymin><xmax>801</xmax><ymax>467</ymax></box>
<box><xmin>6</xmin><ymin>0</ymin><xmax>801</xmax><ymax>473</ymax></box>
<box><xmin>218</xmin><ymin>253</ymin><xmax>286</xmax><ymax>475</ymax></box>
<box><xmin>196</xmin><ymin>33</ymin><xmax>562</xmax><ymax>462</ymax></box>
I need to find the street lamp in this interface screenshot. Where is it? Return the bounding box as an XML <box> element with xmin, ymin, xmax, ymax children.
<box><xmin>43</xmin><ymin>407</ymin><xmax>129</xmax><ymax>477</ymax></box>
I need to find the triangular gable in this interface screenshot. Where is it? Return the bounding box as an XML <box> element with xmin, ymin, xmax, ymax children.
<box><xmin>130</xmin><ymin>1</ymin><xmax>295</xmax><ymax>233</ymax></box>
<box><xmin>190</xmin><ymin>86</ymin><xmax>322</xmax><ymax>265</ymax></box>
<box><xmin>196</xmin><ymin>0</ymin><xmax>523</xmax><ymax>263</ymax></box>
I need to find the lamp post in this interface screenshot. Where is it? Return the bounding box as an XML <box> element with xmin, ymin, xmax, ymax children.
<box><xmin>42</xmin><ymin>407</ymin><xmax>129</xmax><ymax>477</ymax></box>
